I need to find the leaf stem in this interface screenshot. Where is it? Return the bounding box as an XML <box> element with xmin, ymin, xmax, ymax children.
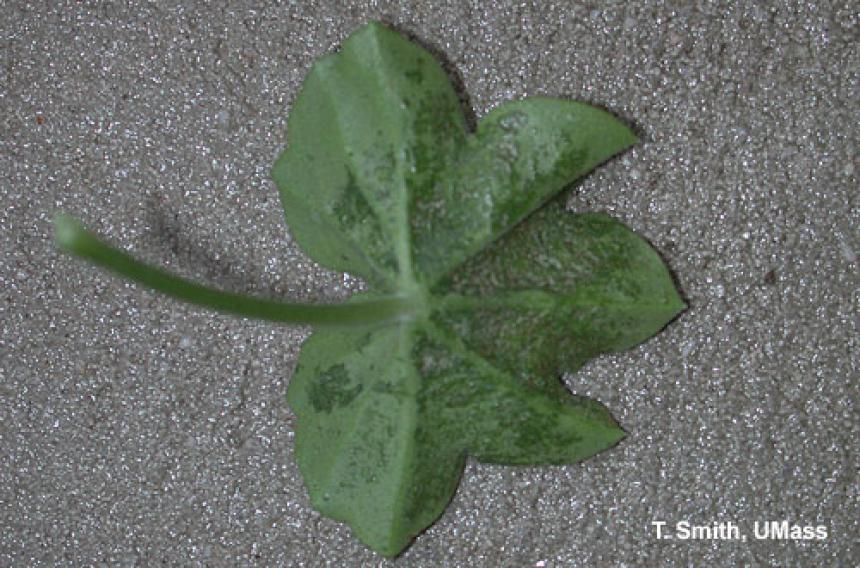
<box><xmin>54</xmin><ymin>214</ymin><xmax>413</xmax><ymax>327</ymax></box>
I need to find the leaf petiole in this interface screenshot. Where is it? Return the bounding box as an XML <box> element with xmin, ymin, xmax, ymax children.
<box><xmin>54</xmin><ymin>214</ymin><xmax>414</xmax><ymax>327</ymax></box>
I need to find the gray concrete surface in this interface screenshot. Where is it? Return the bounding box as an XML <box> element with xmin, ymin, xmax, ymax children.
<box><xmin>1</xmin><ymin>2</ymin><xmax>857</xmax><ymax>566</ymax></box>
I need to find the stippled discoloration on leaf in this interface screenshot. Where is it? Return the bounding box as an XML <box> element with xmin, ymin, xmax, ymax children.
<box><xmin>272</xmin><ymin>22</ymin><xmax>683</xmax><ymax>556</ymax></box>
<box><xmin>307</xmin><ymin>364</ymin><xmax>363</xmax><ymax>413</ymax></box>
<box><xmin>433</xmin><ymin>201</ymin><xmax>686</xmax><ymax>387</ymax></box>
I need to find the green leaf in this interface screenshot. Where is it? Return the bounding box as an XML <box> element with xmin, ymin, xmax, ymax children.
<box><xmin>56</xmin><ymin>20</ymin><xmax>684</xmax><ymax>559</ymax></box>
<box><xmin>288</xmin><ymin>320</ymin><xmax>468</xmax><ymax>556</ymax></box>
<box><xmin>271</xmin><ymin>21</ymin><xmax>468</xmax><ymax>290</ymax></box>
<box><xmin>433</xmin><ymin>200</ymin><xmax>686</xmax><ymax>393</ymax></box>
<box><xmin>412</xmin><ymin>97</ymin><xmax>639</xmax><ymax>286</ymax></box>
<box><xmin>288</xmin><ymin>309</ymin><xmax>626</xmax><ymax>556</ymax></box>
<box><xmin>273</xmin><ymin>22</ymin><xmax>681</xmax><ymax>556</ymax></box>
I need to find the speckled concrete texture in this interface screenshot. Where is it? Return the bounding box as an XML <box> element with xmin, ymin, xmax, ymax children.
<box><xmin>1</xmin><ymin>2</ymin><xmax>857</xmax><ymax>566</ymax></box>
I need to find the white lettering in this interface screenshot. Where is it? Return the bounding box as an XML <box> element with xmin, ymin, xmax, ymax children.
<box><xmin>659</xmin><ymin>520</ymin><xmax>827</xmax><ymax>542</ymax></box>
<box><xmin>772</xmin><ymin>521</ymin><xmax>790</xmax><ymax>539</ymax></box>
<box><xmin>725</xmin><ymin>521</ymin><xmax>740</xmax><ymax>540</ymax></box>
<box><xmin>754</xmin><ymin>521</ymin><xmax>828</xmax><ymax>540</ymax></box>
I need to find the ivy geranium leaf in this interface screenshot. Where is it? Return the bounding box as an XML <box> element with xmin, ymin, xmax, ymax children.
<box><xmin>55</xmin><ymin>20</ymin><xmax>683</xmax><ymax>559</ymax></box>
<box><xmin>274</xmin><ymin>22</ymin><xmax>684</xmax><ymax>556</ymax></box>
